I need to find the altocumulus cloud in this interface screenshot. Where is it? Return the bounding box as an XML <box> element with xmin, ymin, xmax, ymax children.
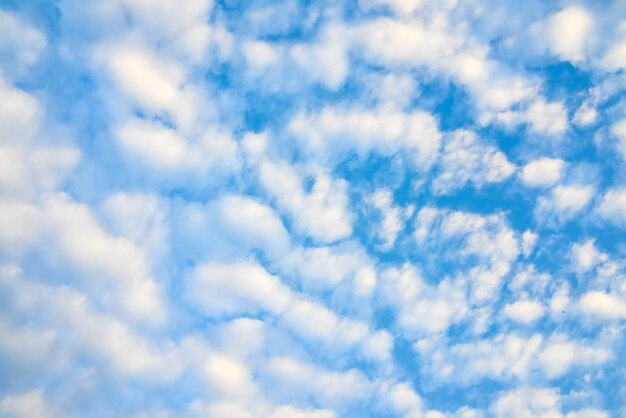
<box><xmin>1</xmin><ymin>0</ymin><xmax>626</xmax><ymax>417</ymax></box>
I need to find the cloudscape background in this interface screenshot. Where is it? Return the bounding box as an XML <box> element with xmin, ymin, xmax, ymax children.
<box><xmin>1</xmin><ymin>0</ymin><xmax>626</xmax><ymax>417</ymax></box>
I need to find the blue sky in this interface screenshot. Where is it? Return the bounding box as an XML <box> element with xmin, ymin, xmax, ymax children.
<box><xmin>1</xmin><ymin>0</ymin><xmax>626</xmax><ymax>417</ymax></box>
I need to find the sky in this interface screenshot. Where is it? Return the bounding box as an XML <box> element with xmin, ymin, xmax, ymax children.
<box><xmin>1</xmin><ymin>0</ymin><xmax>626</xmax><ymax>417</ymax></box>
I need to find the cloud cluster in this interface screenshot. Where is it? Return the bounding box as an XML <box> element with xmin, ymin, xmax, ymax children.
<box><xmin>1</xmin><ymin>0</ymin><xmax>625</xmax><ymax>417</ymax></box>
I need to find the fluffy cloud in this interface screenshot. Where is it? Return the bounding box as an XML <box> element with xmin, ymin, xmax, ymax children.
<box><xmin>381</xmin><ymin>264</ymin><xmax>468</xmax><ymax>335</ymax></box>
<box><xmin>611</xmin><ymin>119</ymin><xmax>626</xmax><ymax>161</ymax></box>
<box><xmin>45</xmin><ymin>195</ymin><xmax>167</xmax><ymax>323</ymax></box>
<box><xmin>172</xmin><ymin>194</ymin><xmax>291</xmax><ymax>261</ymax></box>
<box><xmin>596</xmin><ymin>187</ymin><xmax>626</xmax><ymax>228</ymax></box>
<box><xmin>503</xmin><ymin>299</ymin><xmax>544</xmax><ymax>324</ymax></box>
<box><xmin>115</xmin><ymin>117</ymin><xmax>240</xmax><ymax>176</ymax></box>
<box><xmin>261</xmin><ymin>356</ymin><xmax>370</xmax><ymax>407</ymax></box>
<box><xmin>0</xmin><ymin>266</ymin><xmax>179</xmax><ymax>381</ymax></box>
<box><xmin>535</xmin><ymin>184</ymin><xmax>595</xmax><ymax>225</ymax></box>
<box><xmin>0</xmin><ymin>391</ymin><xmax>58</xmax><ymax>418</ymax></box>
<box><xmin>0</xmin><ymin>10</ymin><xmax>46</xmax><ymax>78</ymax></box>
<box><xmin>417</xmin><ymin>332</ymin><xmax>610</xmax><ymax>385</ymax></box>
<box><xmin>579</xmin><ymin>291</ymin><xmax>626</xmax><ymax>320</ymax></box>
<box><xmin>570</xmin><ymin>240</ymin><xmax>608</xmax><ymax>275</ymax></box>
<box><xmin>414</xmin><ymin>207</ymin><xmax>520</xmax><ymax>304</ymax></box>
<box><xmin>545</xmin><ymin>6</ymin><xmax>595</xmax><ymax>62</ymax></box>
<box><xmin>185</xmin><ymin>260</ymin><xmax>391</xmax><ymax>364</ymax></box>
<box><xmin>289</xmin><ymin>106</ymin><xmax>441</xmax><ymax>169</ymax></box>
<box><xmin>498</xmin><ymin>99</ymin><xmax>569</xmax><ymax>135</ymax></box>
<box><xmin>432</xmin><ymin>130</ymin><xmax>516</xmax><ymax>194</ymax></box>
<box><xmin>367</xmin><ymin>189</ymin><xmax>405</xmax><ymax>251</ymax></box>
<box><xmin>354</xmin><ymin>13</ymin><xmax>538</xmax><ymax>117</ymax></box>
<box><xmin>275</xmin><ymin>243</ymin><xmax>372</xmax><ymax>292</ymax></box>
<box><xmin>0</xmin><ymin>80</ymin><xmax>80</xmax><ymax>200</ymax></box>
<box><xmin>519</xmin><ymin>158</ymin><xmax>565</xmax><ymax>187</ymax></box>
<box><xmin>490</xmin><ymin>388</ymin><xmax>608</xmax><ymax>418</ymax></box>
<box><xmin>185</xmin><ymin>261</ymin><xmax>293</xmax><ymax>317</ymax></box>
<box><xmin>258</xmin><ymin>161</ymin><xmax>353</xmax><ymax>243</ymax></box>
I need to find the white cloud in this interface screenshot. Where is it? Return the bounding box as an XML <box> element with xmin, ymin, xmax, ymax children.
<box><xmin>417</xmin><ymin>332</ymin><xmax>610</xmax><ymax>385</ymax></box>
<box><xmin>509</xmin><ymin>266</ymin><xmax>551</xmax><ymax>295</ymax></box>
<box><xmin>381</xmin><ymin>265</ymin><xmax>468</xmax><ymax>335</ymax></box>
<box><xmin>573</xmin><ymin>102</ymin><xmax>598</xmax><ymax>127</ymax></box>
<box><xmin>417</xmin><ymin>333</ymin><xmax>543</xmax><ymax>384</ymax></box>
<box><xmin>100</xmin><ymin>44</ymin><xmax>186</xmax><ymax>113</ymax></box>
<box><xmin>100</xmin><ymin>192</ymin><xmax>169</xmax><ymax>258</ymax></box>
<box><xmin>290</xmin><ymin>25</ymin><xmax>350</xmax><ymax>90</ymax></box>
<box><xmin>519</xmin><ymin>158</ymin><xmax>565</xmax><ymax>187</ymax></box>
<box><xmin>115</xmin><ymin>117</ymin><xmax>240</xmax><ymax>176</ymax></box>
<box><xmin>0</xmin><ymin>79</ymin><xmax>41</xmax><ymax>144</ymax></box>
<box><xmin>359</xmin><ymin>0</ymin><xmax>426</xmax><ymax>16</ymax></box>
<box><xmin>66</xmin><ymin>0</ymin><xmax>217</xmax><ymax>62</ymax></box>
<box><xmin>289</xmin><ymin>106</ymin><xmax>441</xmax><ymax>169</ymax></box>
<box><xmin>596</xmin><ymin>187</ymin><xmax>626</xmax><ymax>228</ymax></box>
<box><xmin>243</xmin><ymin>40</ymin><xmax>281</xmax><ymax>69</ymax></box>
<box><xmin>241</xmin><ymin>131</ymin><xmax>268</xmax><ymax>163</ymax></box>
<box><xmin>570</xmin><ymin>240</ymin><xmax>608</xmax><ymax>275</ymax></box>
<box><xmin>118</xmin><ymin>0</ymin><xmax>215</xmax><ymax>60</ymax></box>
<box><xmin>526</xmin><ymin>99</ymin><xmax>569</xmax><ymax>135</ymax></box>
<box><xmin>201</xmin><ymin>352</ymin><xmax>256</xmax><ymax>400</ymax></box>
<box><xmin>503</xmin><ymin>299</ymin><xmax>544</xmax><ymax>324</ymax></box>
<box><xmin>116</xmin><ymin>118</ymin><xmax>187</xmax><ymax>168</ymax></box>
<box><xmin>0</xmin><ymin>200</ymin><xmax>42</xmax><ymax>256</ymax></box>
<box><xmin>0</xmin><ymin>11</ymin><xmax>46</xmax><ymax>78</ymax></box>
<box><xmin>521</xmin><ymin>230</ymin><xmax>538</xmax><ymax>257</ymax></box>
<box><xmin>580</xmin><ymin>291</ymin><xmax>626</xmax><ymax>320</ymax></box>
<box><xmin>188</xmin><ymin>401</ymin><xmax>253</xmax><ymax>418</ymax></box>
<box><xmin>213</xmin><ymin>196</ymin><xmax>291</xmax><ymax>256</ymax></box>
<box><xmin>537</xmin><ymin>336</ymin><xmax>611</xmax><ymax>379</ymax></box>
<box><xmin>208</xmin><ymin>318</ymin><xmax>266</xmax><ymax>361</ymax></box>
<box><xmin>279</xmin><ymin>298</ymin><xmax>392</xmax><ymax>363</ymax></box>
<box><xmin>413</xmin><ymin>207</ymin><xmax>520</xmax><ymax>305</ymax></box>
<box><xmin>0</xmin><ymin>80</ymin><xmax>79</xmax><ymax>199</ymax></box>
<box><xmin>259</xmin><ymin>161</ymin><xmax>353</xmax><ymax>243</ymax></box>
<box><xmin>432</xmin><ymin>130</ymin><xmax>516</xmax><ymax>194</ymax></box>
<box><xmin>280</xmin><ymin>298</ymin><xmax>341</xmax><ymax>340</ymax></box>
<box><xmin>242</xmin><ymin>25</ymin><xmax>350</xmax><ymax>91</ymax></box>
<box><xmin>602</xmin><ymin>38</ymin><xmax>626</xmax><ymax>72</ymax></box>
<box><xmin>270</xmin><ymin>406</ymin><xmax>336</xmax><ymax>418</ymax></box>
<box><xmin>491</xmin><ymin>388</ymin><xmax>609</xmax><ymax>418</ymax></box>
<box><xmin>535</xmin><ymin>184</ymin><xmax>595</xmax><ymax>225</ymax></box>
<box><xmin>550</xmin><ymin>285</ymin><xmax>570</xmax><ymax>316</ymax></box>
<box><xmin>185</xmin><ymin>261</ymin><xmax>293</xmax><ymax>317</ymax></box>
<box><xmin>355</xmin><ymin>15</ymin><xmax>537</xmax><ymax>117</ymax></box>
<box><xmin>566</xmin><ymin>410</ymin><xmax>609</xmax><ymax>418</ymax></box>
<box><xmin>261</xmin><ymin>357</ymin><xmax>370</xmax><ymax>407</ymax></box>
<box><xmin>173</xmin><ymin>195</ymin><xmax>291</xmax><ymax>261</ymax></box>
<box><xmin>546</xmin><ymin>6</ymin><xmax>594</xmax><ymax>62</ymax></box>
<box><xmin>0</xmin><ymin>268</ymin><xmax>179</xmax><ymax>381</ymax></box>
<box><xmin>498</xmin><ymin>99</ymin><xmax>568</xmax><ymax>135</ymax></box>
<box><xmin>184</xmin><ymin>260</ymin><xmax>389</xmax><ymax>362</ymax></box>
<box><xmin>490</xmin><ymin>388</ymin><xmax>561</xmax><ymax>418</ymax></box>
<box><xmin>0</xmin><ymin>144</ymin><xmax>80</xmax><ymax>200</ymax></box>
<box><xmin>366</xmin><ymin>73</ymin><xmax>417</xmax><ymax>109</ymax></box>
<box><xmin>610</xmin><ymin>119</ymin><xmax>626</xmax><ymax>161</ymax></box>
<box><xmin>276</xmin><ymin>244</ymin><xmax>370</xmax><ymax>290</ymax></box>
<box><xmin>45</xmin><ymin>194</ymin><xmax>166</xmax><ymax>323</ymax></box>
<box><xmin>354</xmin><ymin>266</ymin><xmax>377</xmax><ymax>296</ymax></box>
<box><xmin>368</xmin><ymin>189</ymin><xmax>404</xmax><ymax>250</ymax></box>
<box><xmin>413</xmin><ymin>206</ymin><xmax>438</xmax><ymax>244</ymax></box>
<box><xmin>0</xmin><ymin>391</ymin><xmax>56</xmax><ymax>418</ymax></box>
